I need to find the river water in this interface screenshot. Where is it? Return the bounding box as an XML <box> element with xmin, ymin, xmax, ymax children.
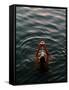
<box><xmin>16</xmin><ymin>6</ymin><xmax>67</xmax><ymax>84</ymax></box>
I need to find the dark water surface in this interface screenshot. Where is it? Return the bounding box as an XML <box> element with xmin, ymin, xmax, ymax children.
<box><xmin>16</xmin><ymin>6</ymin><xmax>67</xmax><ymax>84</ymax></box>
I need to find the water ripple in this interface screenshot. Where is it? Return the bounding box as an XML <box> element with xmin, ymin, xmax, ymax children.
<box><xmin>16</xmin><ymin>6</ymin><xmax>66</xmax><ymax>84</ymax></box>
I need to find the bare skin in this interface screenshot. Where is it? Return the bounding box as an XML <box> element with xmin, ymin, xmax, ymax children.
<box><xmin>35</xmin><ymin>41</ymin><xmax>49</xmax><ymax>65</ymax></box>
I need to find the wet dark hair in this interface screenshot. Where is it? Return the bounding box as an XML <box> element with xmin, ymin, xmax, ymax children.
<box><xmin>40</xmin><ymin>56</ymin><xmax>46</xmax><ymax>64</ymax></box>
<box><xmin>39</xmin><ymin>56</ymin><xmax>47</xmax><ymax>72</ymax></box>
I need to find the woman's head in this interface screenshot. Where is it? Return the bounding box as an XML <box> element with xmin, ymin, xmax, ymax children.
<box><xmin>40</xmin><ymin>56</ymin><xmax>46</xmax><ymax>63</ymax></box>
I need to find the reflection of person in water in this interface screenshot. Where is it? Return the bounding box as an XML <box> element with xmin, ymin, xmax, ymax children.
<box><xmin>35</xmin><ymin>40</ymin><xmax>49</xmax><ymax>72</ymax></box>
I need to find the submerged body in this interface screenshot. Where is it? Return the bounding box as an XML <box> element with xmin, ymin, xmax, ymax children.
<box><xmin>35</xmin><ymin>40</ymin><xmax>49</xmax><ymax>72</ymax></box>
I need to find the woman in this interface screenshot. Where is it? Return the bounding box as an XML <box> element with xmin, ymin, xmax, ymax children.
<box><xmin>35</xmin><ymin>40</ymin><xmax>49</xmax><ymax>72</ymax></box>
